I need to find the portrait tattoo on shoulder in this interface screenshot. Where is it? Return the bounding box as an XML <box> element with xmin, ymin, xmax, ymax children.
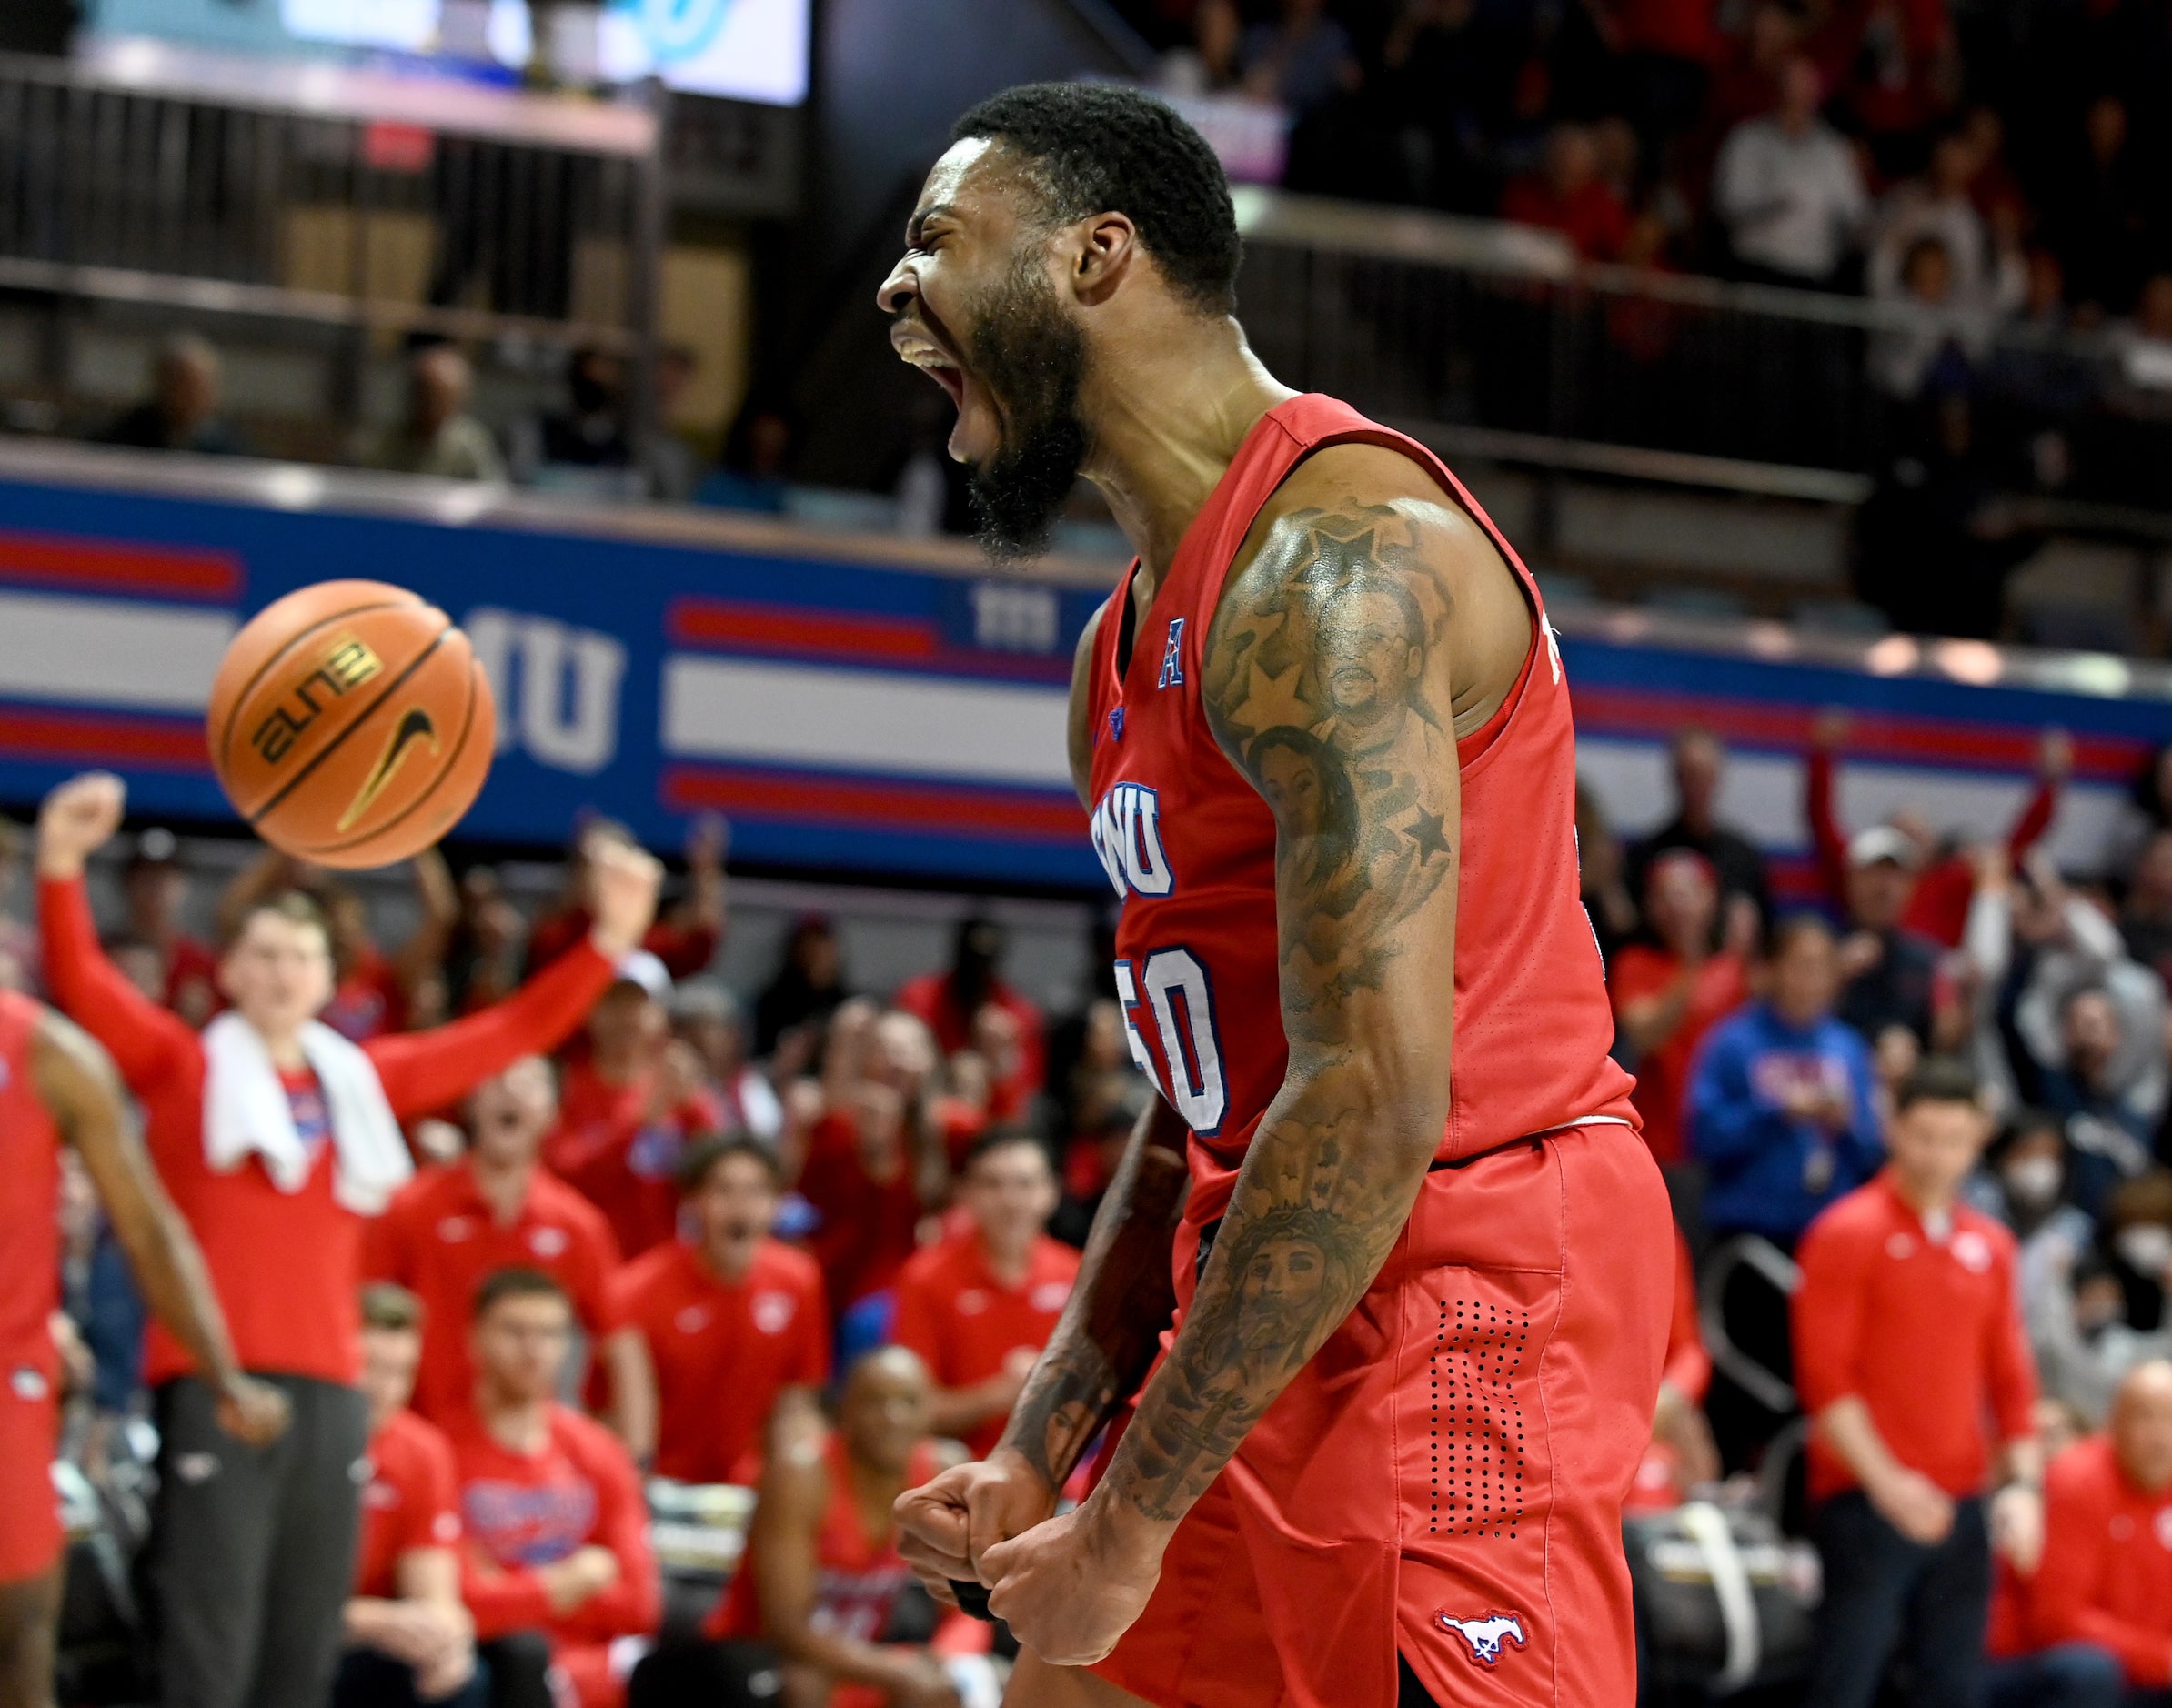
<box><xmin>1202</xmin><ymin>502</ymin><xmax>1459</xmax><ymax>1043</ymax></box>
<box><xmin>1099</xmin><ymin>502</ymin><xmax>1465</xmax><ymax>1528</ymax></box>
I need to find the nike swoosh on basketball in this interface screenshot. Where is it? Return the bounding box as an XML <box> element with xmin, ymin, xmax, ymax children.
<box><xmin>337</xmin><ymin>708</ymin><xmax>440</xmax><ymax>832</ymax></box>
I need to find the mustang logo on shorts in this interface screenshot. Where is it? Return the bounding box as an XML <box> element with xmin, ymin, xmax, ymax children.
<box><xmin>1437</xmin><ymin>1611</ymin><xmax>1528</xmax><ymax>1666</ymax></box>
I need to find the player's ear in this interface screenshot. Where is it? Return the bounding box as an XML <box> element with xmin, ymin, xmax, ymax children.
<box><xmin>1071</xmin><ymin>211</ymin><xmax>1138</xmax><ymax>308</ymax></box>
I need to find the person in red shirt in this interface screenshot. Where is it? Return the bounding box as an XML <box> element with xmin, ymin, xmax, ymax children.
<box><xmin>1986</xmin><ymin>1360</ymin><xmax>2172</xmax><ymax>1708</ymax></box>
<box><xmin>527</xmin><ymin>816</ymin><xmax>726</xmax><ymax>982</ymax></box>
<box><xmin>1808</xmin><ymin>711</ymin><xmax>2068</xmax><ymax>949</ymax></box>
<box><xmin>1611</xmin><ymin>849</ymin><xmax>1755</xmax><ymax>1165</ymax></box>
<box><xmin>341</xmin><ymin>1284</ymin><xmax>479</xmax><ymax>1708</ymax></box>
<box><xmin>1792</xmin><ymin>1056</ymin><xmax>2044</xmax><ymax>1708</ymax></box>
<box><xmin>892</xmin><ymin>1130</ymin><xmax>1080</xmax><ymax>1459</ymax></box>
<box><xmin>33</xmin><ymin>770</ymin><xmax>660</xmax><ymax>1708</ymax></box>
<box><xmin>1500</xmin><ymin>123</ymin><xmax>1634</xmax><ymax>259</ymax></box>
<box><xmin>366</xmin><ymin>1057</ymin><xmax>654</xmax><ymax>1454</ymax></box>
<box><xmin>0</xmin><ymin>990</ymin><xmax>286</xmax><ymax>1708</ymax></box>
<box><xmin>449</xmin><ymin>1268</ymin><xmax>659</xmax><ymax>1708</ymax></box>
<box><xmin>547</xmin><ymin>955</ymin><xmax>725</xmax><ymax>1260</ymax></box>
<box><xmin>893</xmin><ymin>917</ymin><xmax>1046</xmax><ymax>1124</ymax></box>
<box><xmin>123</xmin><ymin>827</ymin><xmax>221</xmax><ymax>1026</ymax></box>
<box><xmin>614</xmin><ymin>1135</ymin><xmax>828</xmax><ymax>1486</ymax></box>
<box><xmin>696</xmin><ymin>1347</ymin><xmax>965</xmax><ymax>1708</ymax></box>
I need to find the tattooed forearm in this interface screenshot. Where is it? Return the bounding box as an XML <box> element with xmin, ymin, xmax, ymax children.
<box><xmin>999</xmin><ymin>1097</ymin><xmax>1190</xmax><ymax>1488</ymax></box>
<box><xmin>1099</xmin><ymin>497</ymin><xmax>1463</xmax><ymax>1527</ymax></box>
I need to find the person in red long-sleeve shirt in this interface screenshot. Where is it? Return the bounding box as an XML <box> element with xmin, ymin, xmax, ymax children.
<box><xmin>1986</xmin><ymin>1361</ymin><xmax>2172</xmax><ymax>1708</ymax></box>
<box><xmin>1792</xmin><ymin>1056</ymin><xmax>2044</xmax><ymax>1708</ymax></box>
<box><xmin>526</xmin><ymin>816</ymin><xmax>726</xmax><ymax>982</ymax></box>
<box><xmin>449</xmin><ymin>1268</ymin><xmax>659</xmax><ymax>1708</ymax></box>
<box><xmin>33</xmin><ymin>770</ymin><xmax>660</xmax><ymax>1708</ymax></box>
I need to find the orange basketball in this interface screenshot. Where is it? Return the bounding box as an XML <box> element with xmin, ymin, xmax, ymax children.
<box><xmin>206</xmin><ymin>580</ymin><xmax>496</xmax><ymax>869</ymax></box>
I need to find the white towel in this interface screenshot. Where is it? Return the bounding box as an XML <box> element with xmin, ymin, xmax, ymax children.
<box><xmin>201</xmin><ymin>1012</ymin><xmax>413</xmax><ymax>1215</ymax></box>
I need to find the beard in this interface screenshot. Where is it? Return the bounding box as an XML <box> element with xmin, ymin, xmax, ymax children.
<box><xmin>960</xmin><ymin>256</ymin><xmax>1091</xmax><ymax>563</ymax></box>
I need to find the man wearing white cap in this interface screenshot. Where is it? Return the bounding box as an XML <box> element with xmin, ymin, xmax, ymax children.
<box><xmin>548</xmin><ymin>949</ymin><xmax>726</xmax><ymax>1260</ymax></box>
<box><xmin>1835</xmin><ymin>824</ymin><xmax>1947</xmax><ymax>1045</ymax></box>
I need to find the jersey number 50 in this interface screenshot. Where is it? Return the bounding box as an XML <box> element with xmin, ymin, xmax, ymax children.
<box><xmin>1114</xmin><ymin>950</ymin><xmax>1227</xmax><ymax>1136</ymax></box>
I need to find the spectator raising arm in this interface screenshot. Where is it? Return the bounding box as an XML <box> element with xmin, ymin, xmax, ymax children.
<box><xmin>35</xmin><ymin>783</ymin><xmax>196</xmax><ymax>1098</ymax></box>
<box><xmin>365</xmin><ymin>839</ymin><xmax>662</xmax><ymax>1120</ymax></box>
<box><xmin>1904</xmin><ymin>730</ymin><xmax>2072</xmax><ymax>947</ymax></box>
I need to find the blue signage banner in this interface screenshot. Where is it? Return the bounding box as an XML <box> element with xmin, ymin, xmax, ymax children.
<box><xmin>0</xmin><ymin>452</ymin><xmax>2164</xmax><ymax>896</ymax></box>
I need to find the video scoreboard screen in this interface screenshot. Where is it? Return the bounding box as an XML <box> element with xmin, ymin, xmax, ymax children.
<box><xmin>83</xmin><ymin>0</ymin><xmax>810</xmax><ymax>106</ymax></box>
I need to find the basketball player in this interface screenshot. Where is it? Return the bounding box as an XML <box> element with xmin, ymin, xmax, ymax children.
<box><xmin>0</xmin><ymin>990</ymin><xmax>288</xmax><ymax>1708</ymax></box>
<box><xmin>882</xmin><ymin>85</ymin><xmax>1673</xmax><ymax>1707</ymax></box>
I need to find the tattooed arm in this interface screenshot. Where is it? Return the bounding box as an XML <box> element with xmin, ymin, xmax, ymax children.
<box><xmin>980</xmin><ymin>448</ymin><xmax>1514</xmax><ymax>1663</ymax></box>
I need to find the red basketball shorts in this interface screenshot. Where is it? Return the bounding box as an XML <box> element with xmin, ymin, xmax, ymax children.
<box><xmin>0</xmin><ymin>1358</ymin><xmax>62</xmax><ymax>1584</ymax></box>
<box><xmin>1088</xmin><ymin>1121</ymin><xmax>1673</xmax><ymax>1708</ymax></box>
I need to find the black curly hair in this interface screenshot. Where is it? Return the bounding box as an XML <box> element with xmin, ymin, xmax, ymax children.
<box><xmin>950</xmin><ymin>82</ymin><xmax>1241</xmax><ymax>316</ymax></box>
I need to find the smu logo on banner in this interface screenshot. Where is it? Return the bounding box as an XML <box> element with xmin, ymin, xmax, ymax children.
<box><xmin>1090</xmin><ymin>782</ymin><xmax>1174</xmax><ymax>899</ymax></box>
<box><xmin>464</xmin><ymin>609</ymin><xmax>627</xmax><ymax>775</ymax></box>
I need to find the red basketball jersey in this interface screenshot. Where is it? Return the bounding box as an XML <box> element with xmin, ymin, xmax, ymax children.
<box><xmin>1084</xmin><ymin>395</ymin><xmax>1636</xmax><ymax>1229</ymax></box>
<box><xmin>0</xmin><ymin>992</ymin><xmax>61</xmax><ymax>1377</ymax></box>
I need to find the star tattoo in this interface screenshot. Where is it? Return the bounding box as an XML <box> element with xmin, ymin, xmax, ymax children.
<box><xmin>1404</xmin><ymin>808</ymin><xmax>1451</xmax><ymax>862</ymax></box>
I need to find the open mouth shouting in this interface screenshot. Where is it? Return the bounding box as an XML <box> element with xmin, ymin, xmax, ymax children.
<box><xmin>890</xmin><ymin>311</ymin><xmax>996</xmax><ymax>464</ymax></box>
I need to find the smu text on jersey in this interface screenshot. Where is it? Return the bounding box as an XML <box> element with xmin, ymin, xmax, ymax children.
<box><xmin>1089</xmin><ymin>782</ymin><xmax>1176</xmax><ymax>899</ymax></box>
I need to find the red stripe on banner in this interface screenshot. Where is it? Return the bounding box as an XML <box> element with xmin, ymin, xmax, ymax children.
<box><xmin>661</xmin><ymin>765</ymin><xmax>1085</xmax><ymax>841</ymax></box>
<box><xmin>667</xmin><ymin>597</ymin><xmax>939</xmax><ymax>663</ymax></box>
<box><xmin>0</xmin><ymin>707</ymin><xmax>209</xmax><ymax>769</ymax></box>
<box><xmin>1569</xmin><ymin>687</ymin><xmax>2148</xmax><ymax>780</ymax></box>
<box><xmin>0</xmin><ymin>529</ymin><xmax>242</xmax><ymax>600</ymax></box>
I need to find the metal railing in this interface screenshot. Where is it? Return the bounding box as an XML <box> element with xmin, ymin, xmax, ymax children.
<box><xmin>0</xmin><ymin>39</ymin><xmax>665</xmax><ymax>358</ymax></box>
<box><xmin>1235</xmin><ymin>189</ymin><xmax>2167</xmax><ymax>507</ymax></box>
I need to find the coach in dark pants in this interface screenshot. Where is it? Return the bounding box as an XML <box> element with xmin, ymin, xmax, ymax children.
<box><xmin>153</xmin><ymin>1375</ymin><xmax>372</xmax><ymax>1707</ymax></box>
<box><xmin>1790</xmin><ymin>1060</ymin><xmax>2046</xmax><ymax>1708</ymax></box>
<box><xmin>1807</xmin><ymin>1492</ymin><xmax>1992</xmax><ymax>1708</ymax></box>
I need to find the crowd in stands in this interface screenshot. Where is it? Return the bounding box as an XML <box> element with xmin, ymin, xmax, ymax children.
<box><xmin>1120</xmin><ymin>0</ymin><xmax>2172</xmax><ymax>525</ymax></box>
<box><xmin>2</xmin><ymin>779</ymin><xmax>1117</xmax><ymax>1707</ymax></box>
<box><xmin>1130</xmin><ymin>0</ymin><xmax>2172</xmax><ymax>322</ymax></box>
<box><xmin>18</xmin><ymin>701</ymin><xmax>2172</xmax><ymax>1703</ymax></box>
<box><xmin>1585</xmin><ymin>718</ymin><xmax>2172</xmax><ymax>1704</ymax></box>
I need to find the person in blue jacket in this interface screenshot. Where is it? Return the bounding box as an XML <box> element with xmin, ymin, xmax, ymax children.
<box><xmin>1692</xmin><ymin>912</ymin><xmax>1885</xmax><ymax>1248</ymax></box>
<box><xmin>1689</xmin><ymin>911</ymin><xmax>1885</xmax><ymax>1470</ymax></box>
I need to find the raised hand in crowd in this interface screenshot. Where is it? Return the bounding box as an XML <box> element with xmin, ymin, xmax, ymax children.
<box><xmin>35</xmin><ymin>770</ymin><xmax>127</xmax><ymax>879</ymax></box>
<box><xmin>585</xmin><ymin>832</ymin><xmax>664</xmax><ymax>958</ymax></box>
